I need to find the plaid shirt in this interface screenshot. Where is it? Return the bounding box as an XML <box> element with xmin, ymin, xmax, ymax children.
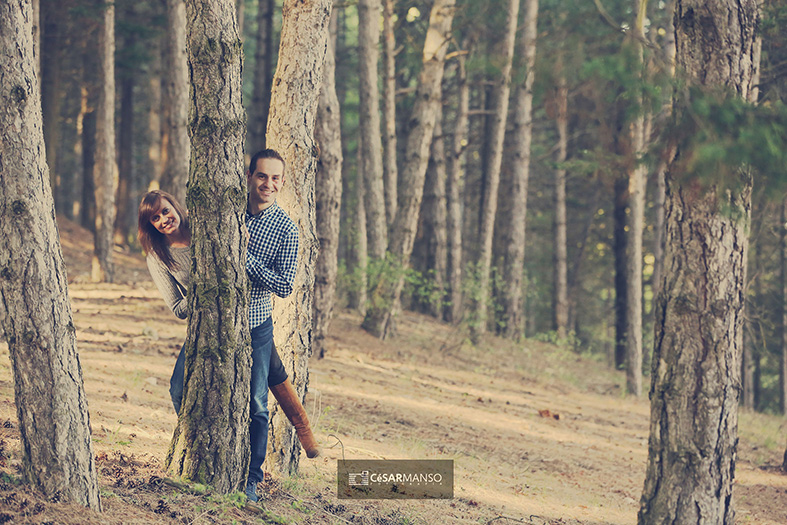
<box><xmin>245</xmin><ymin>201</ymin><xmax>299</xmax><ymax>329</ymax></box>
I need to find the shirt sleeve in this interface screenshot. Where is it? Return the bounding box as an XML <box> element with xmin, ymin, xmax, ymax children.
<box><xmin>246</xmin><ymin>226</ymin><xmax>299</xmax><ymax>298</ymax></box>
<box><xmin>147</xmin><ymin>255</ymin><xmax>188</xmax><ymax>319</ymax></box>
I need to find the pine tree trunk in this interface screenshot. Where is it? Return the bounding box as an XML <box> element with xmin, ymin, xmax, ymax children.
<box><xmin>613</xmin><ymin>176</ymin><xmax>628</xmax><ymax>368</ymax></box>
<box><xmin>160</xmin><ymin>0</ymin><xmax>189</xmax><ymax>205</ymax></box>
<box><xmin>0</xmin><ymin>0</ymin><xmax>100</xmax><ymax>508</ymax></box>
<box><xmin>421</xmin><ymin>103</ymin><xmax>447</xmax><ymax>318</ymax></box>
<box><xmin>638</xmin><ymin>1</ymin><xmax>760</xmax><ymax>521</ymax></box>
<box><xmin>236</xmin><ymin>0</ymin><xmax>244</xmax><ymax>36</ymax></box>
<box><xmin>361</xmin><ymin>0</ymin><xmax>456</xmax><ymax>339</ymax></box>
<box><xmin>41</xmin><ymin>0</ymin><xmax>63</xmax><ymax>202</ymax></box>
<box><xmin>445</xmin><ymin>48</ymin><xmax>469</xmax><ymax>325</ymax></box>
<box><xmin>265</xmin><ymin>0</ymin><xmax>331</xmax><ymax>475</ymax></box>
<box><xmin>358</xmin><ymin>0</ymin><xmax>387</xmax><ymax>259</ymax></box>
<box><xmin>91</xmin><ymin>0</ymin><xmax>117</xmax><ymax>283</ymax></box>
<box><xmin>165</xmin><ymin>0</ymin><xmax>250</xmax><ymax>493</ymax></box>
<box><xmin>781</xmin><ymin>195</ymin><xmax>787</xmax><ymax>415</ymax></box>
<box><xmin>248</xmin><ymin>0</ymin><xmax>274</xmax><ymax>150</ymax></box>
<box><xmin>502</xmin><ymin>0</ymin><xmax>538</xmax><ymax>338</ymax></box>
<box><xmin>313</xmin><ymin>11</ymin><xmax>342</xmax><ymax>359</ymax></box>
<box><xmin>381</xmin><ymin>0</ymin><xmax>398</xmax><ymax>226</ymax></box>
<box><xmin>472</xmin><ymin>0</ymin><xmax>520</xmax><ymax>339</ymax></box>
<box><xmin>553</xmin><ymin>61</ymin><xmax>569</xmax><ymax>339</ymax></box>
<box><xmin>115</xmin><ymin>69</ymin><xmax>134</xmax><ymax>245</ymax></box>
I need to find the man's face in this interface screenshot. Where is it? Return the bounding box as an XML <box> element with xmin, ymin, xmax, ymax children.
<box><xmin>248</xmin><ymin>157</ymin><xmax>285</xmax><ymax>211</ymax></box>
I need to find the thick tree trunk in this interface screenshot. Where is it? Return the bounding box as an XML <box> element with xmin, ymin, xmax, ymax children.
<box><xmin>361</xmin><ymin>0</ymin><xmax>456</xmax><ymax>339</ymax></box>
<box><xmin>553</xmin><ymin>62</ymin><xmax>569</xmax><ymax>339</ymax></box>
<box><xmin>91</xmin><ymin>0</ymin><xmax>117</xmax><ymax>283</ymax></box>
<box><xmin>358</xmin><ymin>0</ymin><xmax>387</xmax><ymax>259</ymax></box>
<box><xmin>165</xmin><ymin>0</ymin><xmax>250</xmax><ymax>493</ymax></box>
<box><xmin>313</xmin><ymin>11</ymin><xmax>342</xmax><ymax>359</ymax></box>
<box><xmin>472</xmin><ymin>0</ymin><xmax>520</xmax><ymax>339</ymax></box>
<box><xmin>0</xmin><ymin>0</ymin><xmax>100</xmax><ymax>508</ymax></box>
<box><xmin>265</xmin><ymin>0</ymin><xmax>331</xmax><ymax>474</ymax></box>
<box><xmin>160</xmin><ymin>0</ymin><xmax>190</xmax><ymax>206</ymax></box>
<box><xmin>445</xmin><ymin>48</ymin><xmax>469</xmax><ymax>325</ymax></box>
<box><xmin>502</xmin><ymin>0</ymin><xmax>538</xmax><ymax>339</ymax></box>
<box><xmin>638</xmin><ymin>0</ymin><xmax>760</xmax><ymax>522</ymax></box>
<box><xmin>381</xmin><ymin>0</ymin><xmax>398</xmax><ymax>226</ymax></box>
<box><xmin>248</xmin><ymin>0</ymin><xmax>274</xmax><ymax>150</ymax></box>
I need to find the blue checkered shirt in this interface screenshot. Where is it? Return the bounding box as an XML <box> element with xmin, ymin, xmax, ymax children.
<box><xmin>245</xmin><ymin>201</ymin><xmax>299</xmax><ymax>329</ymax></box>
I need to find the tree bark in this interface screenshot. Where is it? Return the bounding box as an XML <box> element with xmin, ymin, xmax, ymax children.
<box><xmin>361</xmin><ymin>0</ymin><xmax>456</xmax><ymax>339</ymax></box>
<box><xmin>115</xmin><ymin>65</ymin><xmax>134</xmax><ymax>245</ymax></box>
<box><xmin>502</xmin><ymin>0</ymin><xmax>538</xmax><ymax>339</ymax></box>
<box><xmin>165</xmin><ymin>0</ymin><xmax>250</xmax><ymax>493</ymax></box>
<box><xmin>313</xmin><ymin>10</ymin><xmax>342</xmax><ymax>359</ymax></box>
<box><xmin>40</xmin><ymin>0</ymin><xmax>63</xmax><ymax>203</ymax></box>
<box><xmin>265</xmin><ymin>0</ymin><xmax>331</xmax><ymax>475</ymax></box>
<box><xmin>160</xmin><ymin>0</ymin><xmax>190</xmax><ymax>206</ymax></box>
<box><xmin>472</xmin><ymin>0</ymin><xmax>520</xmax><ymax>339</ymax></box>
<box><xmin>358</xmin><ymin>0</ymin><xmax>387</xmax><ymax>259</ymax></box>
<box><xmin>248</xmin><ymin>0</ymin><xmax>274</xmax><ymax>150</ymax></box>
<box><xmin>638</xmin><ymin>0</ymin><xmax>760</xmax><ymax>522</ymax></box>
<box><xmin>0</xmin><ymin>0</ymin><xmax>100</xmax><ymax>508</ymax></box>
<box><xmin>381</xmin><ymin>0</ymin><xmax>398</xmax><ymax>226</ymax></box>
<box><xmin>553</xmin><ymin>58</ymin><xmax>569</xmax><ymax>339</ymax></box>
<box><xmin>91</xmin><ymin>0</ymin><xmax>117</xmax><ymax>283</ymax></box>
<box><xmin>614</xmin><ymin>176</ymin><xmax>628</xmax><ymax>368</ymax></box>
<box><xmin>782</xmin><ymin>195</ymin><xmax>787</xmax><ymax>415</ymax></box>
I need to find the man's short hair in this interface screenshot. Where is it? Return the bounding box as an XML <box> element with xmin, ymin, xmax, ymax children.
<box><xmin>249</xmin><ymin>148</ymin><xmax>285</xmax><ymax>174</ymax></box>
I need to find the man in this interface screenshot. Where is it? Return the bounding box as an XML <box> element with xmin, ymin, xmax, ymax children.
<box><xmin>244</xmin><ymin>148</ymin><xmax>318</xmax><ymax>503</ymax></box>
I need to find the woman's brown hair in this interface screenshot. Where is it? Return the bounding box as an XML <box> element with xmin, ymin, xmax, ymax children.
<box><xmin>137</xmin><ymin>190</ymin><xmax>190</xmax><ymax>271</ymax></box>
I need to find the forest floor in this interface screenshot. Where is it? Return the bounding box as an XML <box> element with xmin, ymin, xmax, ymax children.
<box><xmin>1</xmin><ymin>216</ymin><xmax>787</xmax><ymax>524</ymax></box>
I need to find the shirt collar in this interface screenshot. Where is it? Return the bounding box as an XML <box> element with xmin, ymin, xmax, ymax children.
<box><xmin>247</xmin><ymin>200</ymin><xmax>279</xmax><ymax>219</ymax></box>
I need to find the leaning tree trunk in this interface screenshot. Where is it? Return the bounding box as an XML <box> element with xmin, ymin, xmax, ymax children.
<box><xmin>160</xmin><ymin>0</ymin><xmax>190</xmax><ymax>205</ymax></box>
<box><xmin>0</xmin><ymin>0</ymin><xmax>100</xmax><ymax>509</ymax></box>
<box><xmin>248</xmin><ymin>0</ymin><xmax>274</xmax><ymax>150</ymax></box>
<box><xmin>92</xmin><ymin>0</ymin><xmax>117</xmax><ymax>283</ymax></box>
<box><xmin>638</xmin><ymin>0</ymin><xmax>760</xmax><ymax>522</ymax></box>
<box><xmin>266</xmin><ymin>0</ymin><xmax>331</xmax><ymax>475</ymax></box>
<box><xmin>165</xmin><ymin>0</ymin><xmax>250</xmax><ymax>494</ymax></box>
<box><xmin>502</xmin><ymin>0</ymin><xmax>538</xmax><ymax>338</ymax></box>
<box><xmin>313</xmin><ymin>10</ymin><xmax>343</xmax><ymax>359</ymax></box>
<box><xmin>361</xmin><ymin>0</ymin><xmax>456</xmax><ymax>339</ymax></box>
<box><xmin>381</xmin><ymin>0</ymin><xmax>398</xmax><ymax>225</ymax></box>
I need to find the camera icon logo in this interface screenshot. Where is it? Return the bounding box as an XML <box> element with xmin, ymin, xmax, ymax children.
<box><xmin>348</xmin><ymin>470</ymin><xmax>370</xmax><ymax>486</ymax></box>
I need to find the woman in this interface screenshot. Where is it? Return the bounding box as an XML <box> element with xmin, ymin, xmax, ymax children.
<box><xmin>138</xmin><ymin>189</ymin><xmax>319</xmax><ymax>457</ymax></box>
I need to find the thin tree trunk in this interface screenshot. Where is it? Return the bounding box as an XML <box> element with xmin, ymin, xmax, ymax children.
<box><xmin>472</xmin><ymin>0</ymin><xmax>520</xmax><ymax>340</ymax></box>
<box><xmin>91</xmin><ymin>0</ymin><xmax>117</xmax><ymax>283</ymax></box>
<box><xmin>781</xmin><ymin>195</ymin><xmax>787</xmax><ymax>415</ymax></box>
<box><xmin>249</xmin><ymin>0</ymin><xmax>274</xmax><ymax>150</ymax></box>
<box><xmin>349</xmin><ymin>144</ymin><xmax>369</xmax><ymax>314</ymax></box>
<box><xmin>421</xmin><ymin>102</ymin><xmax>447</xmax><ymax>317</ymax></box>
<box><xmin>160</xmin><ymin>0</ymin><xmax>189</xmax><ymax>206</ymax></box>
<box><xmin>638</xmin><ymin>0</ymin><xmax>760</xmax><ymax>521</ymax></box>
<box><xmin>553</xmin><ymin>59</ymin><xmax>569</xmax><ymax>339</ymax></box>
<box><xmin>613</xmin><ymin>176</ymin><xmax>628</xmax><ymax>368</ymax></box>
<box><xmin>165</xmin><ymin>0</ymin><xmax>250</xmax><ymax>493</ymax></box>
<box><xmin>382</xmin><ymin>0</ymin><xmax>398</xmax><ymax>226</ymax></box>
<box><xmin>236</xmin><ymin>0</ymin><xmax>244</xmax><ymax>36</ymax></box>
<box><xmin>40</xmin><ymin>0</ymin><xmax>63</xmax><ymax>201</ymax></box>
<box><xmin>0</xmin><ymin>0</ymin><xmax>100</xmax><ymax>508</ymax></box>
<box><xmin>362</xmin><ymin>0</ymin><xmax>456</xmax><ymax>339</ymax></box>
<box><xmin>115</xmin><ymin>69</ymin><xmax>134</xmax><ymax>245</ymax></box>
<box><xmin>265</xmin><ymin>0</ymin><xmax>331</xmax><ymax>475</ymax></box>
<box><xmin>313</xmin><ymin>10</ymin><xmax>342</xmax><ymax>359</ymax></box>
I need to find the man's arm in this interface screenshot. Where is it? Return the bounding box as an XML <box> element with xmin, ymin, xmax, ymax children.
<box><xmin>246</xmin><ymin>227</ymin><xmax>299</xmax><ymax>297</ymax></box>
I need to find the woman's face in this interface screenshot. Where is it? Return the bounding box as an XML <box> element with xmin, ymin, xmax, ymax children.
<box><xmin>149</xmin><ymin>198</ymin><xmax>182</xmax><ymax>237</ymax></box>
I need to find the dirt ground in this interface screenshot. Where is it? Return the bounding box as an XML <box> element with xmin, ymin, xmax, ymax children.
<box><xmin>0</xmin><ymin>217</ymin><xmax>786</xmax><ymax>524</ymax></box>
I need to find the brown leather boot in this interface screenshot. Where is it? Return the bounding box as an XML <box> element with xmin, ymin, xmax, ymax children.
<box><xmin>270</xmin><ymin>378</ymin><xmax>320</xmax><ymax>458</ymax></box>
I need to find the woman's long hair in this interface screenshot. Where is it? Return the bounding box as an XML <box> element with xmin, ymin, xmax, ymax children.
<box><xmin>138</xmin><ymin>190</ymin><xmax>190</xmax><ymax>271</ymax></box>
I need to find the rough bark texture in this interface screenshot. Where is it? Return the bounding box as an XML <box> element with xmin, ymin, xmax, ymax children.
<box><xmin>165</xmin><ymin>0</ymin><xmax>250</xmax><ymax>493</ymax></box>
<box><xmin>638</xmin><ymin>1</ymin><xmax>760</xmax><ymax>522</ymax></box>
<box><xmin>248</xmin><ymin>0</ymin><xmax>274</xmax><ymax>150</ymax></box>
<box><xmin>553</xmin><ymin>61</ymin><xmax>569</xmax><ymax>339</ymax></box>
<box><xmin>446</xmin><ymin>48</ymin><xmax>469</xmax><ymax>325</ymax></box>
<box><xmin>361</xmin><ymin>0</ymin><xmax>456</xmax><ymax>339</ymax></box>
<box><xmin>472</xmin><ymin>0</ymin><xmax>520</xmax><ymax>339</ymax></box>
<box><xmin>91</xmin><ymin>0</ymin><xmax>117</xmax><ymax>283</ymax></box>
<box><xmin>502</xmin><ymin>0</ymin><xmax>538</xmax><ymax>338</ymax></box>
<box><xmin>265</xmin><ymin>0</ymin><xmax>331</xmax><ymax>475</ymax></box>
<box><xmin>313</xmin><ymin>11</ymin><xmax>342</xmax><ymax>359</ymax></box>
<box><xmin>358</xmin><ymin>0</ymin><xmax>388</xmax><ymax>259</ymax></box>
<box><xmin>381</xmin><ymin>0</ymin><xmax>398</xmax><ymax>226</ymax></box>
<box><xmin>160</xmin><ymin>0</ymin><xmax>190</xmax><ymax>205</ymax></box>
<box><xmin>0</xmin><ymin>0</ymin><xmax>100</xmax><ymax>509</ymax></box>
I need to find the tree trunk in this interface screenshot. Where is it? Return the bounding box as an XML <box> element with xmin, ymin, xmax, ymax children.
<box><xmin>502</xmin><ymin>0</ymin><xmax>538</xmax><ymax>339</ymax></box>
<box><xmin>445</xmin><ymin>46</ymin><xmax>469</xmax><ymax>325</ymax></box>
<box><xmin>0</xmin><ymin>0</ymin><xmax>100</xmax><ymax>508</ymax></box>
<box><xmin>472</xmin><ymin>0</ymin><xmax>520</xmax><ymax>339</ymax></box>
<box><xmin>381</xmin><ymin>0</ymin><xmax>398</xmax><ymax>226</ymax></box>
<box><xmin>782</xmin><ymin>195</ymin><xmax>787</xmax><ymax>415</ymax></box>
<box><xmin>265</xmin><ymin>0</ymin><xmax>331</xmax><ymax>475</ymax></box>
<box><xmin>553</xmin><ymin>59</ymin><xmax>569</xmax><ymax>339</ymax></box>
<box><xmin>638</xmin><ymin>0</ymin><xmax>760</xmax><ymax>522</ymax></box>
<box><xmin>40</xmin><ymin>0</ymin><xmax>63</xmax><ymax>203</ymax></box>
<box><xmin>236</xmin><ymin>0</ymin><xmax>244</xmax><ymax>36</ymax></box>
<box><xmin>91</xmin><ymin>0</ymin><xmax>117</xmax><ymax>283</ymax></box>
<box><xmin>613</xmin><ymin>176</ymin><xmax>628</xmax><ymax>368</ymax></box>
<box><xmin>115</xmin><ymin>69</ymin><xmax>134</xmax><ymax>245</ymax></box>
<box><xmin>361</xmin><ymin>0</ymin><xmax>456</xmax><ymax>339</ymax></box>
<box><xmin>313</xmin><ymin>10</ymin><xmax>342</xmax><ymax>359</ymax></box>
<box><xmin>165</xmin><ymin>0</ymin><xmax>250</xmax><ymax>493</ymax></box>
<box><xmin>248</xmin><ymin>0</ymin><xmax>274</xmax><ymax>150</ymax></box>
<box><xmin>160</xmin><ymin>0</ymin><xmax>190</xmax><ymax>206</ymax></box>
<box><xmin>349</xmin><ymin>146</ymin><xmax>369</xmax><ymax>314</ymax></box>
<box><xmin>358</xmin><ymin>0</ymin><xmax>387</xmax><ymax>259</ymax></box>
